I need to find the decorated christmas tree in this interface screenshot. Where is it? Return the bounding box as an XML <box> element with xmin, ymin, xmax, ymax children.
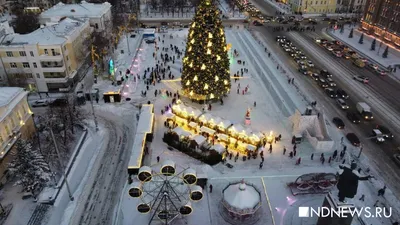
<box><xmin>181</xmin><ymin>0</ymin><xmax>231</xmax><ymax>102</ymax></box>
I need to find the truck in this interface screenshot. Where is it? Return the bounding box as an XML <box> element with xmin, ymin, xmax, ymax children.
<box><xmin>356</xmin><ymin>102</ymin><xmax>373</xmax><ymax>120</ymax></box>
<box><xmin>352</xmin><ymin>57</ymin><xmax>365</xmax><ymax>68</ymax></box>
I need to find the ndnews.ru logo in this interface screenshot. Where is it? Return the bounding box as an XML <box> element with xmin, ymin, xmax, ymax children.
<box><xmin>298</xmin><ymin>206</ymin><xmax>392</xmax><ymax>218</ymax></box>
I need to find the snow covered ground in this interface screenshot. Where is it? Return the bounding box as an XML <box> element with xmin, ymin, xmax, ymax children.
<box><xmin>111</xmin><ymin>27</ymin><xmax>399</xmax><ymax>225</ymax></box>
<box><xmin>327</xmin><ymin>26</ymin><xmax>400</xmax><ymax>81</ymax></box>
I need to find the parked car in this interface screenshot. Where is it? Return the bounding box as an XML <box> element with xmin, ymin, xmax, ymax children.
<box><xmin>325</xmin><ymin>45</ymin><xmax>334</xmax><ymax>51</ymax></box>
<box><xmin>334</xmin><ymin>50</ymin><xmax>343</xmax><ymax>57</ymax></box>
<box><xmin>320</xmin><ymin>70</ymin><xmax>332</xmax><ymax>78</ymax></box>
<box><xmin>49</xmin><ymin>98</ymin><xmax>68</xmax><ymax>107</ymax></box>
<box><xmin>336</xmin><ymin>98</ymin><xmax>349</xmax><ymax>109</ymax></box>
<box><xmin>298</xmin><ymin>67</ymin><xmax>308</xmax><ymax>75</ymax></box>
<box><xmin>375</xmin><ymin>125</ymin><xmax>394</xmax><ymax>139</ymax></box>
<box><xmin>298</xmin><ymin>61</ymin><xmax>306</xmax><ymax>67</ymax></box>
<box><xmin>336</xmin><ymin>89</ymin><xmax>349</xmax><ymax>99</ymax></box>
<box><xmin>307</xmin><ymin>60</ymin><xmax>314</xmax><ymax>67</ymax></box>
<box><xmin>319</xmin><ymin>78</ymin><xmax>329</xmax><ymax>88</ymax></box>
<box><xmin>325</xmin><ymin>88</ymin><xmax>336</xmax><ymax>97</ymax></box>
<box><xmin>294</xmin><ymin>57</ymin><xmax>302</xmax><ymax>63</ymax></box>
<box><xmin>347</xmin><ymin>112</ymin><xmax>361</xmax><ymax>124</ymax></box>
<box><xmin>353</xmin><ymin>75</ymin><xmax>369</xmax><ymax>84</ymax></box>
<box><xmin>327</xmin><ymin>78</ymin><xmax>336</xmax><ymax>86</ymax></box>
<box><xmin>253</xmin><ymin>20</ymin><xmax>263</xmax><ymax>26</ymax></box>
<box><xmin>371</xmin><ymin>129</ymin><xmax>385</xmax><ymax>143</ymax></box>
<box><xmin>332</xmin><ymin>117</ymin><xmax>345</xmax><ymax>129</ymax></box>
<box><xmin>311</xmin><ymin>73</ymin><xmax>319</xmax><ymax>81</ymax></box>
<box><xmin>368</xmin><ymin>63</ymin><xmax>379</xmax><ymax>71</ymax></box>
<box><xmin>346</xmin><ymin>133</ymin><xmax>361</xmax><ymax>146</ymax></box>
<box><xmin>375</xmin><ymin>68</ymin><xmax>387</xmax><ymax>76</ymax></box>
<box><xmin>145</xmin><ymin>37</ymin><xmax>156</xmax><ymax>43</ymax></box>
<box><xmin>299</xmin><ymin>53</ymin><xmax>307</xmax><ymax>59</ymax></box>
<box><xmin>31</xmin><ymin>100</ymin><xmax>49</xmax><ymax>107</ymax></box>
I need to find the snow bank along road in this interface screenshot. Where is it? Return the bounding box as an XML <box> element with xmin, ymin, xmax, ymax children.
<box><xmin>69</xmin><ymin>111</ymin><xmax>134</xmax><ymax>225</ymax></box>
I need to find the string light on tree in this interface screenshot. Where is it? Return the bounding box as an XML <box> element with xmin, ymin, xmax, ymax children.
<box><xmin>181</xmin><ymin>0</ymin><xmax>231</xmax><ymax>102</ymax></box>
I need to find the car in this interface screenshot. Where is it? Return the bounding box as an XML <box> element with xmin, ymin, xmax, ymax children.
<box><xmin>320</xmin><ymin>70</ymin><xmax>332</xmax><ymax>78</ymax></box>
<box><xmin>311</xmin><ymin>73</ymin><xmax>320</xmax><ymax>81</ymax></box>
<box><xmin>284</xmin><ymin>47</ymin><xmax>291</xmax><ymax>52</ymax></box>
<box><xmin>375</xmin><ymin>125</ymin><xmax>394</xmax><ymax>139</ymax></box>
<box><xmin>319</xmin><ymin>79</ymin><xmax>329</xmax><ymax>88</ymax></box>
<box><xmin>291</xmin><ymin>46</ymin><xmax>298</xmax><ymax>50</ymax></box>
<box><xmin>368</xmin><ymin>63</ymin><xmax>379</xmax><ymax>71</ymax></box>
<box><xmin>307</xmin><ymin>60</ymin><xmax>314</xmax><ymax>67</ymax></box>
<box><xmin>334</xmin><ymin>51</ymin><xmax>343</xmax><ymax>57</ymax></box>
<box><xmin>353</xmin><ymin>75</ymin><xmax>369</xmax><ymax>83</ymax></box>
<box><xmin>346</xmin><ymin>112</ymin><xmax>361</xmax><ymax>124</ymax></box>
<box><xmin>298</xmin><ymin>67</ymin><xmax>308</xmax><ymax>75</ymax></box>
<box><xmin>325</xmin><ymin>45</ymin><xmax>334</xmax><ymax>51</ymax></box>
<box><xmin>308</xmin><ymin>20</ymin><xmax>317</xmax><ymax>24</ymax></box>
<box><xmin>336</xmin><ymin>89</ymin><xmax>349</xmax><ymax>99</ymax></box>
<box><xmin>322</xmin><ymin>17</ymin><xmax>330</xmax><ymax>21</ymax></box>
<box><xmin>298</xmin><ymin>61</ymin><xmax>306</xmax><ymax>67</ymax></box>
<box><xmin>294</xmin><ymin>57</ymin><xmax>302</xmax><ymax>63</ymax></box>
<box><xmin>253</xmin><ymin>20</ymin><xmax>263</xmax><ymax>26</ymax></box>
<box><xmin>49</xmin><ymin>98</ymin><xmax>68</xmax><ymax>107</ymax></box>
<box><xmin>145</xmin><ymin>37</ymin><xmax>156</xmax><ymax>43</ymax></box>
<box><xmin>324</xmin><ymin>88</ymin><xmax>336</xmax><ymax>97</ymax></box>
<box><xmin>299</xmin><ymin>53</ymin><xmax>307</xmax><ymax>59</ymax></box>
<box><xmin>336</xmin><ymin>98</ymin><xmax>349</xmax><ymax>109</ymax></box>
<box><xmin>372</xmin><ymin>129</ymin><xmax>385</xmax><ymax>143</ymax></box>
<box><xmin>346</xmin><ymin>133</ymin><xmax>361</xmax><ymax>147</ymax></box>
<box><xmin>332</xmin><ymin>117</ymin><xmax>345</xmax><ymax>129</ymax></box>
<box><xmin>327</xmin><ymin>78</ymin><xmax>336</xmax><ymax>86</ymax></box>
<box><xmin>375</xmin><ymin>68</ymin><xmax>387</xmax><ymax>76</ymax></box>
<box><xmin>31</xmin><ymin>100</ymin><xmax>49</xmax><ymax>107</ymax></box>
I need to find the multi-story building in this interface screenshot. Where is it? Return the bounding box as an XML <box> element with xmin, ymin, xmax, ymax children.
<box><xmin>0</xmin><ymin>19</ymin><xmax>14</xmax><ymax>86</ymax></box>
<box><xmin>336</xmin><ymin>0</ymin><xmax>367</xmax><ymax>15</ymax></box>
<box><xmin>0</xmin><ymin>87</ymin><xmax>35</xmax><ymax>183</ymax></box>
<box><xmin>289</xmin><ymin>0</ymin><xmax>337</xmax><ymax>14</ymax></box>
<box><xmin>40</xmin><ymin>1</ymin><xmax>112</xmax><ymax>33</ymax></box>
<box><xmin>0</xmin><ymin>17</ymin><xmax>92</xmax><ymax>92</ymax></box>
<box><xmin>361</xmin><ymin>0</ymin><xmax>400</xmax><ymax>48</ymax></box>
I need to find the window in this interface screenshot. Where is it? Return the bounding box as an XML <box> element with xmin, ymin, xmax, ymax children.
<box><xmin>23</xmin><ymin>62</ymin><xmax>30</xmax><ymax>68</ymax></box>
<box><xmin>36</xmin><ymin>73</ymin><xmax>40</xmax><ymax>78</ymax></box>
<box><xmin>19</xmin><ymin>51</ymin><xmax>26</xmax><ymax>56</ymax></box>
<box><xmin>6</xmin><ymin>51</ymin><xmax>13</xmax><ymax>57</ymax></box>
<box><xmin>315</xmin><ymin>1</ymin><xmax>318</xmax><ymax>4</ymax></box>
<box><xmin>30</xmin><ymin>51</ymin><xmax>34</xmax><ymax>57</ymax></box>
<box><xmin>51</xmin><ymin>49</ymin><xmax>55</xmax><ymax>55</ymax></box>
<box><xmin>33</xmin><ymin>62</ymin><xmax>37</xmax><ymax>68</ymax></box>
<box><xmin>26</xmin><ymin>73</ymin><xmax>32</xmax><ymax>78</ymax></box>
<box><xmin>44</xmin><ymin>49</ymin><xmax>48</xmax><ymax>55</ymax></box>
<box><xmin>10</xmin><ymin>62</ymin><xmax>17</xmax><ymax>68</ymax></box>
<box><xmin>68</xmin><ymin>66</ymin><xmax>71</xmax><ymax>71</ymax></box>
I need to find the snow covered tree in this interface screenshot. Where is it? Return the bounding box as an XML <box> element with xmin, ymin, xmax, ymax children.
<box><xmin>181</xmin><ymin>0</ymin><xmax>231</xmax><ymax>102</ymax></box>
<box><xmin>8</xmin><ymin>140</ymin><xmax>52</xmax><ymax>194</ymax></box>
<box><xmin>370</xmin><ymin>38</ymin><xmax>376</xmax><ymax>51</ymax></box>
<box><xmin>358</xmin><ymin>33</ymin><xmax>364</xmax><ymax>44</ymax></box>
<box><xmin>348</xmin><ymin>28</ymin><xmax>353</xmax><ymax>38</ymax></box>
<box><xmin>382</xmin><ymin>46</ymin><xmax>389</xmax><ymax>58</ymax></box>
<box><xmin>340</xmin><ymin>26</ymin><xmax>344</xmax><ymax>34</ymax></box>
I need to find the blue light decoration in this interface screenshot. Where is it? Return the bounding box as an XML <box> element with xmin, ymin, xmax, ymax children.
<box><xmin>109</xmin><ymin>59</ymin><xmax>115</xmax><ymax>76</ymax></box>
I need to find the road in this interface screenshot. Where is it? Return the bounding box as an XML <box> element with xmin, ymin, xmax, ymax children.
<box><xmin>250</xmin><ymin>0</ymin><xmax>400</xmax><ymax>198</ymax></box>
<box><xmin>68</xmin><ymin>110</ymin><xmax>134</xmax><ymax>225</ymax></box>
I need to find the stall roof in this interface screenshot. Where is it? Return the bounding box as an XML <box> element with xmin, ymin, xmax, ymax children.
<box><xmin>218</xmin><ymin>119</ymin><xmax>232</xmax><ymax>129</ymax></box>
<box><xmin>229</xmin><ymin>124</ymin><xmax>246</xmax><ymax>133</ymax></box>
<box><xmin>200</xmin><ymin>126</ymin><xmax>216</xmax><ymax>135</ymax></box>
<box><xmin>211</xmin><ymin>143</ymin><xmax>225</xmax><ymax>154</ymax></box>
<box><xmin>137</xmin><ymin>105</ymin><xmax>154</xmax><ymax>134</ymax></box>
<box><xmin>217</xmin><ymin>133</ymin><xmax>229</xmax><ymax>141</ymax></box>
<box><xmin>128</xmin><ymin>133</ymin><xmax>146</xmax><ymax>169</ymax></box>
<box><xmin>192</xmin><ymin>135</ymin><xmax>206</xmax><ymax>145</ymax></box>
<box><xmin>199</xmin><ymin>113</ymin><xmax>213</xmax><ymax>122</ymax></box>
<box><xmin>188</xmin><ymin>121</ymin><xmax>198</xmax><ymax>127</ymax></box>
<box><xmin>172</xmin><ymin>127</ymin><xmax>191</xmax><ymax>137</ymax></box>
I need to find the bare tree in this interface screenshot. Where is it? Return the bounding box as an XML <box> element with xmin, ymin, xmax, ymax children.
<box><xmin>7</xmin><ymin>71</ymin><xmax>29</xmax><ymax>89</ymax></box>
<box><xmin>13</xmin><ymin>12</ymin><xmax>40</xmax><ymax>34</ymax></box>
<box><xmin>150</xmin><ymin>0</ymin><xmax>159</xmax><ymax>12</ymax></box>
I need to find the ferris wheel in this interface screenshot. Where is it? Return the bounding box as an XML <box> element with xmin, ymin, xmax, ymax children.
<box><xmin>128</xmin><ymin>160</ymin><xmax>204</xmax><ymax>225</ymax></box>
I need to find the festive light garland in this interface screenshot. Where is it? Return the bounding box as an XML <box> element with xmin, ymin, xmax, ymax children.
<box><xmin>181</xmin><ymin>0</ymin><xmax>231</xmax><ymax>101</ymax></box>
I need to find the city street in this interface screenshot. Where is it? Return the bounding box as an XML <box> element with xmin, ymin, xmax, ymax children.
<box><xmin>249</xmin><ymin>0</ymin><xmax>400</xmax><ymax>198</ymax></box>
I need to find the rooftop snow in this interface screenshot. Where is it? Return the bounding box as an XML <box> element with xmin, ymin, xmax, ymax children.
<box><xmin>41</xmin><ymin>1</ymin><xmax>111</xmax><ymax>19</ymax></box>
<box><xmin>0</xmin><ymin>87</ymin><xmax>24</xmax><ymax>107</ymax></box>
<box><xmin>223</xmin><ymin>182</ymin><xmax>261</xmax><ymax>210</ymax></box>
<box><xmin>0</xmin><ymin>17</ymin><xmax>86</xmax><ymax>46</ymax></box>
<box><xmin>137</xmin><ymin>105</ymin><xmax>154</xmax><ymax>134</ymax></box>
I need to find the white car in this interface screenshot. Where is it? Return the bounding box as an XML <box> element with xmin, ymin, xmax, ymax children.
<box><xmin>336</xmin><ymin>98</ymin><xmax>349</xmax><ymax>109</ymax></box>
<box><xmin>327</xmin><ymin>78</ymin><xmax>336</xmax><ymax>86</ymax></box>
<box><xmin>353</xmin><ymin>75</ymin><xmax>369</xmax><ymax>84</ymax></box>
<box><xmin>31</xmin><ymin>100</ymin><xmax>49</xmax><ymax>107</ymax></box>
<box><xmin>307</xmin><ymin>61</ymin><xmax>314</xmax><ymax>67</ymax></box>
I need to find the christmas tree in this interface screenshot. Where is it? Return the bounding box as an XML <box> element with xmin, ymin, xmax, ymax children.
<box><xmin>370</xmin><ymin>39</ymin><xmax>376</xmax><ymax>51</ymax></box>
<box><xmin>349</xmin><ymin>28</ymin><xmax>353</xmax><ymax>38</ymax></box>
<box><xmin>382</xmin><ymin>46</ymin><xmax>389</xmax><ymax>58</ymax></box>
<box><xmin>181</xmin><ymin>0</ymin><xmax>231</xmax><ymax>102</ymax></box>
<box><xmin>358</xmin><ymin>33</ymin><xmax>364</xmax><ymax>44</ymax></box>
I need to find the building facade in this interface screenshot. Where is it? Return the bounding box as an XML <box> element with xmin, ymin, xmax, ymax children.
<box><xmin>0</xmin><ymin>17</ymin><xmax>92</xmax><ymax>92</ymax></box>
<box><xmin>361</xmin><ymin>0</ymin><xmax>400</xmax><ymax>48</ymax></box>
<box><xmin>0</xmin><ymin>87</ymin><xmax>35</xmax><ymax>183</ymax></box>
<box><xmin>336</xmin><ymin>0</ymin><xmax>367</xmax><ymax>15</ymax></box>
<box><xmin>40</xmin><ymin>1</ymin><xmax>112</xmax><ymax>33</ymax></box>
<box><xmin>289</xmin><ymin>0</ymin><xmax>337</xmax><ymax>14</ymax></box>
<box><xmin>0</xmin><ymin>19</ymin><xmax>14</xmax><ymax>86</ymax></box>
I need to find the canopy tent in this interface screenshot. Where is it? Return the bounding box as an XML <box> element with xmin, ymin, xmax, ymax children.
<box><xmin>217</xmin><ymin>119</ymin><xmax>232</xmax><ymax>130</ymax></box>
<box><xmin>217</xmin><ymin>133</ymin><xmax>229</xmax><ymax>142</ymax></box>
<box><xmin>200</xmin><ymin>126</ymin><xmax>216</xmax><ymax>135</ymax></box>
<box><xmin>208</xmin><ymin>117</ymin><xmax>222</xmax><ymax>126</ymax></box>
<box><xmin>164</xmin><ymin>112</ymin><xmax>175</xmax><ymax>119</ymax></box>
<box><xmin>192</xmin><ymin>135</ymin><xmax>207</xmax><ymax>145</ymax></box>
<box><xmin>172</xmin><ymin>127</ymin><xmax>192</xmax><ymax>137</ymax></box>
<box><xmin>198</xmin><ymin>113</ymin><xmax>214</xmax><ymax>123</ymax></box>
<box><xmin>228</xmin><ymin>124</ymin><xmax>246</xmax><ymax>135</ymax></box>
<box><xmin>188</xmin><ymin>121</ymin><xmax>198</xmax><ymax>128</ymax></box>
<box><xmin>247</xmin><ymin>144</ymin><xmax>257</xmax><ymax>151</ymax></box>
<box><xmin>211</xmin><ymin>143</ymin><xmax>226</xmax><ymax>154</ymax></box>
<box><xmin>172</xmin><ymin>104</ymin><xmax>202</xmax><ymax>118</ymax></box>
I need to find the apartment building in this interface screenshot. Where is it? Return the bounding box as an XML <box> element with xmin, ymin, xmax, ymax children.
<box><xmin>289</xmin><ymin>0</ymin><xmax>337</xmax><ymax>14</ymax></box>
<box><xmin>40</xmin><ymin>1</ymin><xmax>112</xmax><ymax>33</ymax></box>
<box><xmin>0</xmin><ymin>17</ymin><xmax>92</xmax><ymax>92</ymax></box>
<box><xmin>361</xmin><ymin>0</ymin><xmax>400</xmax><ymax>48</ymax></box>
<box><xmin>0</xmin><ymin>87</ymin><xmax>35</xmax><ymax>182</ymax></box>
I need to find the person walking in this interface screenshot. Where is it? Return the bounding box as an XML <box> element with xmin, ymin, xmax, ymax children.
<box><xmin>209</xmin><ymin>184</ymin><xmax>213</xmax><ymax>193</ymax></box>
<box><xmin>283</xmin><ymin>146</ymin><xmax>286</xmax><ymax>155</ymax></box>
<box><xmin>311</xmin><ymin>153</ymin><xmax>314</xmax><ymax>160</ymax></box>
<box><xmin>157</xmin><ymin>156</ymin><xmax>160</xmax><ymax>163</ymax></box>
<box><xmin>269</xmin><ymin>144</ymin><xmax>272</xmax><ymax>153</ymax></box>
<box><xmin>293</xmin><ymin>149</ymin><xmax>297</xmax><ymax>157</ymax></box>
<box><xmin>259</xmin><ymin>161</ymin><xmax>263</xmax><ymax>169</ymax></box>
<box><xmin>378</xmin><ymin>186</ymin><xmax>387</xmax><ymax>196</ymax></box>
<box><xmin>296</xmin><ymin>157</ymin><xmax>301</xmax><ymax>165</ymax></box>
<box><xmin>359</xmin><ymin>194</ymin><xmax>365</xmax><ymax>201</ymax></box>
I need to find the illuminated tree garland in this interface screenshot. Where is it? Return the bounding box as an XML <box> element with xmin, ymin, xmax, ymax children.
<box><xmin>181</xmin><ymin>0</ymin><xmax>231</xmax><ymax>101</ymax></box>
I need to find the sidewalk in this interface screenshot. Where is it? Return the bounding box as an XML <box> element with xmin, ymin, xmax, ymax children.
<box><xmin>327</xmin><ymin>26</ymin><xmax>400</xmax><ymax>80</ymax></box>
<box><xmin>260</xmin><ymin>0</ymin><xmax>292</xmax><ymax>14</ymax></box>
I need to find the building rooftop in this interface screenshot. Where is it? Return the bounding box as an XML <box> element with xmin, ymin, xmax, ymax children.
<box><xmin>41</xmin><ymin>1</ymin><xmax>111</xmax><ymax>19</ymax></box>
<box><xmin>0</xmin><ymin>87</ymin><xmax>24</xmax><ymax>107</ymax></box>
<box><xmin>0</xmin><ymin>17</ymin><xmax>86</xmax><ymax>46</ymax></box>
